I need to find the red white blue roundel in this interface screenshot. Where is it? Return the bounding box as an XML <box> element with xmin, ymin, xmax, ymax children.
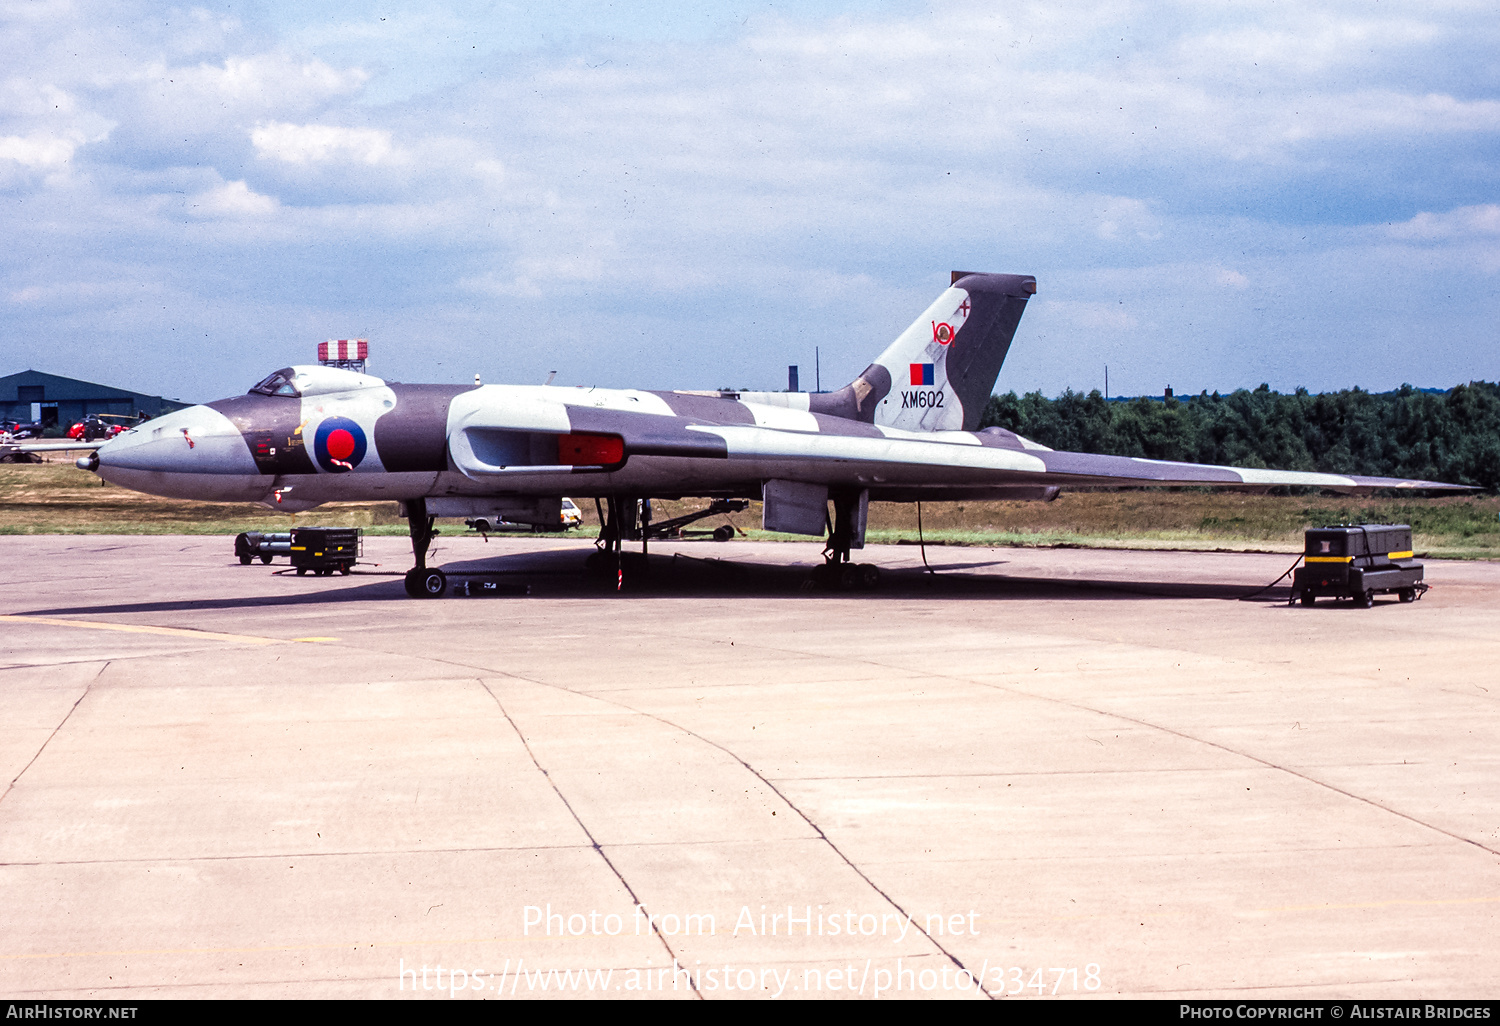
<box><xmin>314</xmin><ymin>417</ymin><xmax>367</xmax><ymax>472</ymax></box>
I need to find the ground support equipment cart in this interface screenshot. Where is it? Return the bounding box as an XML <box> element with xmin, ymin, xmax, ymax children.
<box><xmin>289</xmin><ymin>527</ymin><xmax>361</xmax><ymax>576</ymax></box>
<box><xmin>235</xmin><ymin>531</ymin><xmax>291</xmax><ymax>565</ymax></box>
<box><xmin>1291</xmin><ymin>524</ymin><xmax>1426</xmax><ymax>608</ymax></box>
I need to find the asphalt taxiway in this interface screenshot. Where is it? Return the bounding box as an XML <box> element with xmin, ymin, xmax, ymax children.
<box><xmin>2</xmin><ymin>535</ymin><xmax>1497</xmax><ymax>999</ymax></box>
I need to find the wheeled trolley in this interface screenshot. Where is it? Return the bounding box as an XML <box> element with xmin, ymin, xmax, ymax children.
<box><xmin>289</xmin><ymin>527</ymin><xmax>362</xmax><ymax>576</ymax></box>
<box><xmin>234</xmin><ymin>531</ymin><xmax>291</xmax><ymax>565</ymax></box>
<box><xmin>1291</xmin><ymin>524</ymin><xmax>1426</xmax><ymax>608</ymax></box>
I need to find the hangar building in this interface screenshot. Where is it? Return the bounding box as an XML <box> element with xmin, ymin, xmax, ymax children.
<box><xmin>1</xmin><ymin>370</ymin><xmax>192</xmax><ymax>431</ymax></box>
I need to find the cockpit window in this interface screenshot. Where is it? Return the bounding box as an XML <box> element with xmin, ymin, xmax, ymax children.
<box><xmin>249</xmin><ymin>369</ymin><xmax>301</xmax><ymax>397</ymax></box>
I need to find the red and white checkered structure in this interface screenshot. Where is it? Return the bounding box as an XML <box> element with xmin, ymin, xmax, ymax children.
<box><xmin>318</xmin><ymin>339</ymin><xmax>369</xmax><ymax>372</ymax></box>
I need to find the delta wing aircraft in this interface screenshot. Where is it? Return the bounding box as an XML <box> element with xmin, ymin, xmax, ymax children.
<box><xmin>78</xmin><ymin>272</ymin><xmax>1470</xmax><ymax>595</ymax></box>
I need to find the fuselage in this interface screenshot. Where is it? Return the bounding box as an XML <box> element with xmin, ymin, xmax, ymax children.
<box><xmin>91</xmin><ymin>364</ymin><xmax>1055</xmax><ymax>514</ymax></box>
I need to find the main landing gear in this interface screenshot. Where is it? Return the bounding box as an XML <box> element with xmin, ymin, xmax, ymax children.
<box><xmin>585</xmin><ymin>495</ymin><xmax>649</xmax><ymax>589</ymax></box>
<box><xmin>403</xmin><ymin>497</ymin><xmax>447</xmax><ymax>598</ymax></box>
<box><xmin>810</xmin><ymin>489</ymin><xmax>881</xmax><ymax>591</ymax></box>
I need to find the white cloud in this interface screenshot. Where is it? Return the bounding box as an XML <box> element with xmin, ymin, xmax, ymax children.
<box><xmin>1176</xmin><ymin>14</ymin><xmax>1443</xmax><ymax>77</ymax></box>
<box><xmin>0</xmin><ymin>133</ymin><xmax>76</xmax><ymax>167</ymax></box>
<box><xmin>0</xmin><ymin>79</ymin><xmax>112</xmax><ymax>177</ymax></box>
<box><xmin>460</xmin><ymin>250</ymin><xmax>611</xmax><ymax>299</ymax></box>
<box><xmin>1387</xmin><ymin>204</ymin><xmax>1500</xmax><ymax>241</ymax></box>
<box><xmin>1093</xmin><ymin>197</ymin><xmax>1161</xmax><ymax>241</ymax></box>
<box><xmin>1276</xmin><ymin>91</ymin><xmax>1500</xmax><ymax>144</ymax></box>
<box><xmin>152</xmin><ymin>55</ymin><xmax>368</xmax><ymax>110</ymax></box>
<box><xmin>251</xmin><ymin>121</ymin><xmax>395</xmax><ymax>165</ymax></box>
<box><xmin>3</xmin><ymin>0</ymin><xmax>1500</xmax><ymax>399</ymax></box>
<box><xmin>459</xmin><ymin>272</ymin><xmax>542</xmax><ymax>299</ymax></box>
<box><xmin>1043</xmin><ymin>300</ymin><xmax>1140</xmax><ymax>332</ymax></box>
<box><xmin>9</xmin><ymin>277</ymin><xmax>166</xmax><ymax>309</ymax></box>
<box><xmin>0</xmin><ymin>79</ymin><xmax>76</xmax><ymax>117</ymax></box>
<box><xmin>189</xmin><ymin>180</ymin><xmax>279</xmax><ymax>217</ymax></box>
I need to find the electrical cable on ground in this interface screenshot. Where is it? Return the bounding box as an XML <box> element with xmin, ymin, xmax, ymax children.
<box><xmin>1235</xmin><ymin>554</ymin><xmax>1303</xmax><ymax>601</ymax></box>
<box><xmin>917</xmin><ymin>501</ymin><xmax>934</xmax><ymax>574</ymax></box>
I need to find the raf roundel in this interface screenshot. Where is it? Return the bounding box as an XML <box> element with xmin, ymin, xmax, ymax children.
<box><xmin>313</xmin><ymin>416</ymin><xmax>368</xmax><ymax>472</ymax></box>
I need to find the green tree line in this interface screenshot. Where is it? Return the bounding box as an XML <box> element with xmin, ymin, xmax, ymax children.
<box><xmin>980</xmin><ymin>382</ymin><xmax>1500</xmax><ymax>492</ymax></box>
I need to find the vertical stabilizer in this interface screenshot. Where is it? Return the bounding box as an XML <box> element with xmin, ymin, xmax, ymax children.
<box><xmin>808</xmin><ymin>272</ymin><xmax>1035</xmax><ymax>431</ymax></box>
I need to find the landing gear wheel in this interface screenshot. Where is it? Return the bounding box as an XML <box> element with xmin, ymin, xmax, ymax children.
<box><xmin>405</xmin><ymin>567</ymin><xmax>447</xmax><ymax>598</ymax></box>
<box><xmin>1355</xmin><ymin>589</ymin><xmax>1374</xmax><ymax>608</ymax></box>
<box><xmin>712</xmin><ymin>525</ymin><xmax>734</xmax><ymax>542</ymax></box>
<box><xmin>822</xmin><ymin>563</ymin><xmax>881</xmax><ymax>591</ymax></box>
<box><xmin>260</xmin><ymin>554</ymin><xmax>274</xmax><ymax>565</ymax></box>
<box><xmin>1299</xmin><ymin>591</ymin><xmax>1315</xmax><ymax>607</ymax></box>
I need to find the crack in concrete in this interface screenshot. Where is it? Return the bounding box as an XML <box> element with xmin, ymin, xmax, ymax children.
<box><xmin>596</xmin><ymin>624</ymin><xmax>1500</xmax><ymax>861</ymax></box>
<box><xmin>556</xmin><ymin>684</ymin><xmax>998</xmax><ymax>998</ymax></box>
<box><xmin>472</xmin><ymin>677</ymin><xmax>702</xmax><ymax>999</ymax></box>
<box><xmin>445</xmin><ymin>663</ymin><xmax>994</xmax><ymax>1000</ymax></box>
<box><xmin>0</xmin><ymin>660</ymin><xmax>107</xmax><ymax>809</ymax></box>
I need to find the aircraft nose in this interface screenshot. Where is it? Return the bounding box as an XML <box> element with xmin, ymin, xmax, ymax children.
<box><xmin>95</xmin><ymin>405</ymin><xmax>259</xmax><ymax>479</ymax></box>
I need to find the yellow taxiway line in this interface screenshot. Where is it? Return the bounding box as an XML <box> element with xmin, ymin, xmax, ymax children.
<box><xmin>0</xmin><ymin>614</ymin><xmax>285</xmax><ymax>646</ymax></box>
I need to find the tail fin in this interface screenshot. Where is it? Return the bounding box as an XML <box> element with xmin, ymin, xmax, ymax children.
<box><xmin>810</xmin><ymin>271</ymin><xmax>1036</xmax><ymax>431</ymax></box>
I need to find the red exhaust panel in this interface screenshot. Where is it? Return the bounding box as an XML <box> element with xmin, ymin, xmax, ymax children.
<box><xmin>556</xmin><ymin>433</ymin><xmax>624</xmax><ymax>466</ymax></box>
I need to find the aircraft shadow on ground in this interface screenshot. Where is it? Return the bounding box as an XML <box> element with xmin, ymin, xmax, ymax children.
<box><xmin>24</xmin><ymin>547</ymin><xmax>1301</xmax><ymax>618</ymax></box>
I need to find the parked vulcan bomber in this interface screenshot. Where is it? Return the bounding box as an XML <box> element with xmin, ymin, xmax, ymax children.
<box><xmin>78</xmin><ymin>272</ymin><xmax>1471</xmax><ymax>595</ymax></box>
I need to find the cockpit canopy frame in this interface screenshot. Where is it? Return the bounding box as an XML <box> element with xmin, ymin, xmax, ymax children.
<box><xmin>248</xmin><ymin>365</ymin><xmax>385</xmax><ymax>398</ymax></box>
<box><xmin>249</xmin><ymin>368</ymin><xmax>302</xmax><ymax>398</ymax></box>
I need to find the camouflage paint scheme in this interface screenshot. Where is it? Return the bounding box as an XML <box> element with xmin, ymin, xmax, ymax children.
<box><xmin>85</xmin><ymin>273</ymin><xmax>1470</xmax><ymax>530</ymax></box>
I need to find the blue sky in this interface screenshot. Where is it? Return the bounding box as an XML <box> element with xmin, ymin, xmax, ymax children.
<box><xmin>2</xmin><ymin>0</ymin><xmax>1497</xmax><ymax>403</ymax></box>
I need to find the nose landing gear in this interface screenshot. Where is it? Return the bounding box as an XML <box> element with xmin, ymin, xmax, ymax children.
<box><xmin>406</xmin><ymin>567</ymin><xmax>448</xmax><ymax>597</ymax></box>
